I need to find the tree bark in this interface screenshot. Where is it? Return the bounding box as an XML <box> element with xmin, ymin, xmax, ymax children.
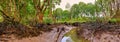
<box><xmin>36</xmin><ymin>11</ymin><xmax>44</xmax><ymax>23</ymax></box>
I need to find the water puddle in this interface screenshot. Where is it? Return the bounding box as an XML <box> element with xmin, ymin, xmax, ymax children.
<box><xmin>61</xmin><ymin>36</ymin><xmax>73</xmax><ymax>42</ymax></box>
<box><xmin>61</xmin><ymin>28</ymin><xmax>90</xmax><ymax>42</ymax></box>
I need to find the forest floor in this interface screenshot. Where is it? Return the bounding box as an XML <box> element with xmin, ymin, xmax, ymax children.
<box><xmin>0</xmin><ymin>22</ymin><xmax>120</xmax><ymax>42</ymax></box>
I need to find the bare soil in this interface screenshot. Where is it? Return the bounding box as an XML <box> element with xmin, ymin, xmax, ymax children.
<box><xmin>77</xmin><ymin>22</ymin><xmax>120</xmax><ymax>42</ymax></box>
<box><xmin>0</xmin><ymin>22</ymin><xmax>120</xmax><ymax>42</ymax></box>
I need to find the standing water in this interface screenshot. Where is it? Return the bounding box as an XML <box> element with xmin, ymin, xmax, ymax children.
<box><xmin>61</xmin><ymin>28</ymin><xmax>90</xmax><ymax>42</ymax></box>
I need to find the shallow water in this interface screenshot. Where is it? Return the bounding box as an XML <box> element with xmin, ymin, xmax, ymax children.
<box><xmin>61</xmin><ymin>28</ymin><xmax>90</xmax><ymax>42</ymax></box>
<box><xmin>61</xmin><ymin>36</ymin><xmax>73</xmax><ymax>42</ymax></box>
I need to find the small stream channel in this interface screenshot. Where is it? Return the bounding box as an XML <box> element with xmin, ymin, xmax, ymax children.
<box><xmin>61</xmin><ymin>28</ymin><xmax>89</xmax><ymax>42</ymax></box>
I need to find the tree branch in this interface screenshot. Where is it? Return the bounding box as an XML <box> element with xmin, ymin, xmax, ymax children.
<box><xmin>0</xmin><ymin>10</ymin><xmax>10</xmax><ymax>19</ymax></box>
<box><xmin>42</xmin><ymin>0</ymin><xmax>51</xmax><ymax>12</ymax></box>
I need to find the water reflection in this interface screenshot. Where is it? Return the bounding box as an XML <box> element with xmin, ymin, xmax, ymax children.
<box><xmin>61</xmin><ymin>36</ymin><xmax>73</xmax><ymax>42</ymax></box>
<box><xmin>61</xmin><ymin>28</ymin><xmax>90</xmax><ymax>42</ymax></box>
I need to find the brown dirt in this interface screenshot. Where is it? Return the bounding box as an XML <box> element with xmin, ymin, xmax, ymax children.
<box><xmin>0</xmin><ymin>22</ymin><xmax>120</xmax><ymax>42</ymax></box>
<box><xmin>77</xmin><ymin>22</ymin><xmax>120</xmax><ymax>42</ymax></box>
<box><xmin>0</xmin><ymin>23</ymin><xmax>75</xmax><ymax>42</ymax></box>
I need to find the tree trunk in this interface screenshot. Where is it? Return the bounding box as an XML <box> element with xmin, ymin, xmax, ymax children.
<box><xmin>113</xmin><ymin>10</ymin><xmax>120</xmax><ymax>23</ymax></box>
<box><xmin>113</xmin><ymin>10</ymin><xmax>120</xmax><ymax>18</ymax></box>
<box><xmin>37</xmin><ymin>11</ymin><xmax>44</xmax><ymax>23</ymax></box>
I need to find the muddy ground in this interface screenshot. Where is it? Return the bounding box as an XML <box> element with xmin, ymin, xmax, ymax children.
<box><xmin>77</xmin><ymin>22</ymin><xmax>120</xmax><ymax>42</ymax></box>
<box><xmin>0</xmin><ymin>22</ymin><xmax>120</xmax><ymax>42</ymax></box>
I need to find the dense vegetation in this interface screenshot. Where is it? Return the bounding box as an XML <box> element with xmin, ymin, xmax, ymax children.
<box><xmin>53</xmin><ymin>0</ymin><xmax>120</xmax><ymax>23</ymax></box>
<box><xmin>0</xmin><ymin>0</ymin><xmax>120</xmax><ymax>26</ymax></box>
